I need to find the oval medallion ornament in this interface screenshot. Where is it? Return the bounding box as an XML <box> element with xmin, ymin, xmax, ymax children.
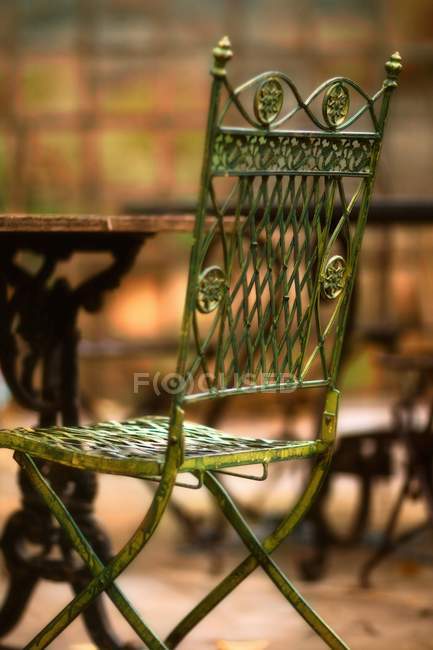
<box><xmin>322</xmin><ymin>82</ymin><xmax>350</xmax><ymax>128</ymax></box>
<box><xmin>321</xmin><ymin>255</ymin><xmax>346</xmax><ymax>299</ymax></box>
<box><xmin>254</xmin><ymin>77</ymin><xmax>284</xmax><ymax>125</ymax></box>
<box><xmin>196</xmin><ymin>266</ymin><xmax>226</xmax><ymax>314</ymax></box>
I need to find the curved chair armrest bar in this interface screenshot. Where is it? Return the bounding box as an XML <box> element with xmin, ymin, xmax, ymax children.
<box><xmin>213</xmin><ymin>462</ymin><xmax>268</xmax><ymax>481</ymax></box>
<box><xmin>141</xmin><ymin>472</ymin><xmax>204</xmax><ymax>489</ymax></box>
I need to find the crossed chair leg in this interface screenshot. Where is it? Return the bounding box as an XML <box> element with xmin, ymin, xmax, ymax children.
<box><xmin>14</xmin><ymin>449</ymin><xmax>348</xmax><ymax>650</ymax></box>
<box><xmin>14</xmin><ymin>451</ymin><xmax>174</xmax><ymax>649</ymax></box>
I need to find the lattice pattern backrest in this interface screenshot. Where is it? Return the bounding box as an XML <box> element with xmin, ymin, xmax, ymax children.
<box><xmin>175</xmin><ymin>39</ymin><xmax>401</xmax><ymax>404</ymax></box>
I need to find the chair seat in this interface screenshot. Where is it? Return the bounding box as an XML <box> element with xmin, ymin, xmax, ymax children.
<box><xmin>1</xmin><ymin>416</ymin><xmax>326</xmax><ymax>478</ymax></box>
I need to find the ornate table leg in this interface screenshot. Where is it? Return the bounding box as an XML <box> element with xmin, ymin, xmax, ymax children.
<box><xmin>0</xmin><ymin>235</ymin><xmax>144</xmax><ymax>648</ymax></box>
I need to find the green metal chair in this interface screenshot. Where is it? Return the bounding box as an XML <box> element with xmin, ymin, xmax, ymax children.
<box><xmin>1</xmin><ymin>37</ymin><xmax>401</xmax><ymax>649</ymax></box>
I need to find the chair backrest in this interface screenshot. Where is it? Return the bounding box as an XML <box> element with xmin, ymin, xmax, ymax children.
<box><xmin>174</xmin><ymin>37</ymin><xmax>402</xmax><ymax>407</ymax></box>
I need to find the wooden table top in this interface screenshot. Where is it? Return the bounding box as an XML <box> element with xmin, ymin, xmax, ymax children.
<box><xmin>0</xmin><ymin>213</ymin><xmax>197</xmax><ymax>234</ymax></box>
<box><xmin>0</xmin><ymin>199</ymin><xmax>431</xmax><ymax>233</ymax></box>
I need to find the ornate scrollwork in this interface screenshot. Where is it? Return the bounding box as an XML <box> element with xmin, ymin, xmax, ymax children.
<box><xmin>196</xmin><ymin>266</ymin><xmax>225</xmax><ymax>313</ymax></box>
<box><xmin>321</xmin><ymin>255</ymin><xmax>347</xmax><ymax>299</ymax></box>
<box><xmin>322</xmin><ymin>82</ymin><xmax>350</xmax><ymax>128</ymax></box>
<box><xmin>222</xmin><ymin>69</ymin><xmax>382</xmax><ymax>132</ymax></box>
<box><xmin>254</xmin><ymin>77</ymin><xmax>284</xmax><ymax>125</ymax></box>
<box><xmin>212</xmin><ymin>131</ymin><xmax>375</xmax><ymax>176</ymax></box>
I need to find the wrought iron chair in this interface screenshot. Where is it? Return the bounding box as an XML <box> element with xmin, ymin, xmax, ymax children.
<box><xmin>0</xmin><ymin>37</ymin><xmax>400</xmax><ymax>649</ymax></box>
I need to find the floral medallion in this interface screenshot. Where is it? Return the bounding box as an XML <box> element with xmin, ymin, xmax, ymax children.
<box><xmin>196</xmin><ymin>266</ymin><xmax>226</xmax><ymax>313</ymax></box>
<box><xmin>254</xmin><ymin>77</ymin><xmax>284</xmax><ymax>125</ymax></box>
<box><xmin>322</xmin><ymin>82</ymin><xmax>350</xmax><ymax>128</ymax></box>
<box><xmin>321</xmin><ymin>255</ymin><xmax>346</xmax><ymax>299</ymax></box>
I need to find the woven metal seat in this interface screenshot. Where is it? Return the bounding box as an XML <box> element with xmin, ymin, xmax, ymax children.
<box><xmin>2</xmin><ymin>416</ymin><xmax>324</xmax><ymax>478</ymax></box>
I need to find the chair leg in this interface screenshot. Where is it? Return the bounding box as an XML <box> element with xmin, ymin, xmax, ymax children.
<box><xmin>166</xmin><ymin>451</ymin><xmax>335</xmax><ymax>648</ymax></box>
<box><xmin>202</xmin><ymin>471</ymin><xmax>348</xmax><ymax>650</ymax></box>
<box><xmin>14</xmin><ymin>452</ymin><xmax>173</xmax><ymax>650</ymax></box>
<box><xmin>16</xmin><ymin>451</ymin><xmax>338</xmax><ymax>648</ymax></box>
<box><xmin>360</xmin><ymin>469</ymin><xmax>411</xmax><ymax>588</ymax></box>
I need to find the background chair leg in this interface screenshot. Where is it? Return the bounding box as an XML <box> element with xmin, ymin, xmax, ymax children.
<box><xmin>360</xmin><ymin>470</ymin><xmax>410</xmax><ymax>587</ymax></box>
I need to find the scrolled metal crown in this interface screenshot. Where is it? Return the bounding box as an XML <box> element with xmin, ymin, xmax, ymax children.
<box><xmin>212</xmin><ymin>36</ymin><xmax>233</xmax><ymax>77</ymax></box>
<box><xmin>384</xmin><ymin>51</ymin><xmax>402</xmax><ymax>88</ymax></box>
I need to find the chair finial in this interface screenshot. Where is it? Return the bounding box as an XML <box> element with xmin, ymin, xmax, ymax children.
<box><xmin>212</xmin><ymin>36</ymin><xmax>233</xmax><ymax>77</ymax></box>
<box><xmin>385</xmin><ymin>51</ymin><xmax>402</xmax><ymax>87</ymax></box>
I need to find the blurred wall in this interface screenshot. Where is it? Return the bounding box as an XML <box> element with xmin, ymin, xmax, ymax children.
<box><xmin>0</xmin><ymin>0</ymin><xmax>431</xmax><ymax>214</ymax></box>
<box><xmin>0</xmin><ymin>1</ymin><xmax>432</xmax><ymax>401</ymax></box>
